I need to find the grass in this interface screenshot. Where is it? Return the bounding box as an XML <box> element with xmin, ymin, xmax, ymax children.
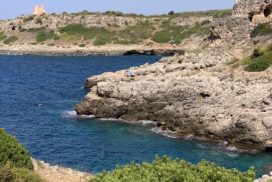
<box><xmin>0</xmin><ymin>162</ymin><xmax>44</xmax><ymax>182</ymax></box>
<box><xmin>252</xmin><ymin>22</ymin><xmax>272</xmax><ymax>37</ymax></box>
<box><xmin>244</xmin><ymin>51</ymin><xmax>272</xmax><ymax>72</ymax></box>
<box><xmin>113</xmin><ymin>22</ymin><xmax>155</xmax><ymax>45</ymax></box>
<box><xmin>0</xmin><ymin>32</ymin><xmax>7</xmax><ymax>41</ymax></box>
<box><xmin>152</xmin><ymin>21</ymin><xmax>211</xmax><ymax>44</ymax></box>
<box><xmin>60</xmin><ymin>24</ymin><xmax>106</xmax><ymax>40</ymax></box>
<box><xmin>59</xmin><ymin>23</ymin><xmax>155</xmax><ymax>45</ymax></box>
<box><xmin>27</xmin><ymin>27</ymin><xmax>46</xmax><ymax>33</ymax></box>
<box><xmin>3</xmin><ymin>36</ymin><xmax>18</xmax><ymax>44</ymax></box>
<box><xmin>36</xmin><ymin>31</ymin><xmax>55</xmax><ymax>42</ymax></box>
<box><xmin>90</xmin><ymin>156</ymin><xmax>255</xmax><ymax>182</ymax></box>
<box><xmin>241</xmin><ymin>47</ymin><xmax>272</xmax><ymax>72</ymax></box>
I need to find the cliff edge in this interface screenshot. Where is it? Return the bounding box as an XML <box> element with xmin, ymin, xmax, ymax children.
<box><xmin>76</xmin><ymin>1</ymin><xmax>272</xmax><ymax>151</ymax></box>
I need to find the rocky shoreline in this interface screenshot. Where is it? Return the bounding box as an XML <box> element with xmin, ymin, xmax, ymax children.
<box><xmin>0</xmin><ymin>44</ymin><xmax>184</xmax><ymax>56</ymax></box>
<box><xmin>32</xmin><ymin>159</ymin><xmax>93</xmax><ymax>182</ymax></box>
<box><xmin>75</xmin><ymin>0</ymin><xmax>272</xmax><ymax>152</ymax></box>
<box><xmin>75</xmin><ymin>48</ymin><xmax>272</xmax><ymax>152</ymax></box>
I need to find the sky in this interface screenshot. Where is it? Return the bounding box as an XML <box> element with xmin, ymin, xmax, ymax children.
<box><xmin>1</xmin><ymin>0</ymin><xmax>234</xmax><ymax>20</ymax></box>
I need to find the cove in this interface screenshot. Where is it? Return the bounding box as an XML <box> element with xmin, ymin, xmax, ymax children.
<box><xmin>0</xmin><ymin>55</ymin><xmax>271</xmax><ymax>176</ymax></box>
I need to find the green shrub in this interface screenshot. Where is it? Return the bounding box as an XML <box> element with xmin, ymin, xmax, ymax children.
<box><xmin>0</xmin><ymin>32</ymin><xmax>7</xmax><ymax>41</ymax></box>
<box><xmin>151</xmin><ymin>30</ymin><xmax>172</xmax><ymax>43</ymax></box>
<box><xmin>0</xmin><ymin>129</ymin><xmax>33</xmax><ymax>170</ymax></box>
<box><xmin>0</xmin><ymin>162</ymin><xmax>43</xmax><ymax>182</ymax></box>
<box><xmin>201</xmin><ymin>20</ymin><xmax>211</xmax><ymax>26</ymax></box>
<box><xmin>244</xmin><ymin>59</ymin><xmax>270</xmax><ymax>72</ymax></box>
<box><xmin>252</xmin><ymin>23</ymin><xmax>272</xmax><ymax>37</ymax></box>
<box><xmin>36</xmin><ymin>31</ymin><xmax>54</xmax><ymax>42</ymax></box>
<box><xmin>23</xmin><ymin>16</ymin><xmax>35</xmax><ymax>22</ymax></box>
<box><xmin>152</xmin><ymin>21</ymin><xmax>210</xmax><ymax>44</ymax></box>
<box><xmin>0</xmin><ymin>162</ymin><xmax>14</xmax><ymax>182</ymax></box>
<box><xmin>27</xmin><ymin>27</ymin><xmax>46</xmax><ymax>33</ymax></box>
<box><xmin>168</xmin><ymin>11</ymin><xmax>175</xmax><ymax>16</ymax></box>
<box><xmin>13</xmin><ymin>167</ymin><xmax>43</xmax><ymax>182</ymax></box>
<box><xmin>115</xmin><ymin>22</ymin><xmax>154</xmax><ymax>44</ymax></box>
<box><xmin>90</xmin><ymin>156</ymin><xmax>255</xmax><ymax>182</ymax></box>
<box><xmin>59</xmin><ymin>24</ymin><xmax>106</xmax><ymax>40</ymax></box>
<box><xmin>35</xmin><ymin>18</ymin><xmax>42</xmax><ymax>25</ymax></box>
<box><xmin>78</xmin><ymin>43</ymin><xmax>86</xmax><ymax>47</ymax></box>
<box><xmin>3</xmin><ymin>36</ymin><xmax>18</xmax><ymax>44</ymax></box>
<box><xmin>252</xmin><ymin>48</ymin><xmax>265</xmax><ymax>58</ymax></box>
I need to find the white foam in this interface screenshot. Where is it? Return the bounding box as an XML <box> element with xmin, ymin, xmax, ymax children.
<box><xmin>184</xmin><ymin>135</ymin><xmax>194</xmax><ymax>140</ymax></box>
<box><xmin>62</xmin><ymin>111</ymin><xmax>95</xmax><ymax>119</ymax></box>
<box><xmin>226</xmin><ymin>152</ymin><xmax>239</xmax><ymax>158</ymax></box>
<box><xmin>150</xmin><ymin>127</ymin><xmax>178</xmax><ymax>139</ymax></box>
<box><xmin>226</xmin><ymin>146</ymin><xmax>238</xmax><ymax>151</ymax></box>
<box><xmin>139</xmin><ymin>120</ymin><xmax>157</xmax><ymax>126</ymax></box>
<box><xmin>98</xmin><ymin>118</ymin><xmax>121</xmax><ymax>121</ymax></box>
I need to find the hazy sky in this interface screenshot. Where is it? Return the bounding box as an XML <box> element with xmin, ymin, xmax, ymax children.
<box><xmin>1</xmin><ymin>0</ymin><xmax>234</xmax><ymax>20</ymax></box>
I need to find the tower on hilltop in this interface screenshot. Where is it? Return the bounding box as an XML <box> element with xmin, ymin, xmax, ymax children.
<box><xmin>33</xmin><ymin>5</ymin><xmax>46</xmax><ymax>16</ymax></box>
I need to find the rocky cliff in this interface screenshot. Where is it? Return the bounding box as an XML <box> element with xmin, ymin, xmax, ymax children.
<box><xmin>76</xmin><ymin>1</ymin><xmax>272</xmax><ymax>151</ymax></box>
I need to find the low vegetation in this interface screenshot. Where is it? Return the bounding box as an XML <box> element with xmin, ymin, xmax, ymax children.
<box><xmin>164</xmin><ymin>9</ymin><xmax>232</xmax><ymax>18</ymax></box>
<box><xmin>3</xmin><ymin>36</ymin><xmax>18</xmax><ymax>45</ymax></box>
<box><xmin>0</xmin><ymin>162</ymin><xmax>43</xmax><ymax>182</ymax></box>
<box><xmin>91</xmin><ymin>156</ymin><xmax>255</xmax><ymax>182</ymax></box>
<box><xmin>252</xmin><ymin>22</ymin><xmax>272</xmax><ymax>37</ymax></box>
<box><xmin>152</xmin><ymin>21</ymin><xmax>210</xmax><ymax>44</ymax></box>
<box><xmin>0</xmin><ymin>129</ymin><xmax>33</xmax><ymax>169</ymax></box>
<box><xmin>23</xmin><ymin>16</ymin><xmax>35</xmax><ymax>23</ymax></box>
<box><xmin>243</xmin><ymin>47</ymin><xmax>272</xmax><ymax>72</ymax></box>
<box><xmin>1</xmin><ymin>9</ymin><xmax>233</xmax><ymax>46</ymax></box>
<box><xmin>0</xmin><ymin>129</ymin><xmax>43</xmax><ymax>182</ymax></box>
<box><xmin>0</xmin><ymin>32</ymin><xmax>7</xmax><ymax>41</ymax></box>
<box><xmin>36</xmin><ymin>31</ymin><xmax>55</xmax><ymax>42</ymax></box>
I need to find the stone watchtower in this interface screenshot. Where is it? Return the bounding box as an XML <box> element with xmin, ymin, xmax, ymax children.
<box><xmin>33</xmin><ymin>5</ymin><xmax>46</xmax><ymax>16</ymax></box>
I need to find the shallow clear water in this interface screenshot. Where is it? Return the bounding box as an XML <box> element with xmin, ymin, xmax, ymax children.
<box><xmin>0</xmin><ymin>55</ymin><xmax>271</xmax><ymax>176</ymax></box>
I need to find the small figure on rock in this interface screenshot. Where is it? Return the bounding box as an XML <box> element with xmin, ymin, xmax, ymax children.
<box><xmin>126</xmin><ymin>69</ymin><xmax>135</xmax><ymax>77</ymax></box>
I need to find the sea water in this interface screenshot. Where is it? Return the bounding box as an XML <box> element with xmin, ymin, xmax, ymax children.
<box><xmin>0</xmin><ymin>55</ymin><xmax>271</xmax><ymax>176</ymax></box>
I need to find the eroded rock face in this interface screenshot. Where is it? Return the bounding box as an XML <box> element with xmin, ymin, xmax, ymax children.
<box><xmin>75</xmin><ymin>1</ymin><xmax>272</xmax><ymax>151</ymax></box>
<box><xmin>209</xmin><ymin>0</ymin><xmax>272</xmax><ymax>49</ymax></box>
<box><xmin>76</xmin><ymin>49</ymin><xmax>272</xmax><ymax>151</ymax></box>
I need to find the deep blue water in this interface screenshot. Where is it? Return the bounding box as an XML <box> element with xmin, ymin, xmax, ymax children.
<box><xmin>0</xmin><ymin>55</ymin><xmax>271</xmax><ymax>176</ymax></box>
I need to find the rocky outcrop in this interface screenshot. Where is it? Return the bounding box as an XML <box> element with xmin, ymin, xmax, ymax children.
<box><xmin>76</xmin><ymin>48</ymin><xmax>272</xmax><ymax>151</ymax></box>
<box><xmin>76</xmin><ymin>1</ymin><xmax>272</xmax><ymax>151</ymax></box>
<box><xmin>123</xmin><ymin>49</ymin><xmax>185</xmax><ymax>56</ymax></box>
<box><xmin>209</xmin><ymin>0</ymin><xmax>272</xmax><ymax>50</ymax></box>
<box><xmin>33</xmin><ymin>159</ymin><xmax>92</xmax><ymax>182</ymax></box>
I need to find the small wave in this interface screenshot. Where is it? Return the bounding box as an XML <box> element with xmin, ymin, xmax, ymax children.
<box><xmin>98</xmin><ymin>118</ymin><xmax>121</xmax><ymax>121</ymax></box>
<box><xmin>226</xmin><ymin>146</ymin><xmax>238</xmax><ymax>151</ymax></box>
<box><xmin>138</xmin><ymin>120</ymin><xmax>157</xmax><ymax>126</ymax></box>
<box><xmin>184</xmin><ymin>135</ymin><xmax>194</xmax><ymax>140</ymax></box>
<box><xmin>150</xmin><ymin>127</ymin><xmax>178</xmax><ymax>139</ymax></box>
<box><xmin>62</xmin><ymin>111</ymin><xmax>95</xmax><ymax>119</ymax></box>
<box><xmin>226</xmin><ymin>152</ymin><xmax>239</xmax><ymax>158</ymax></box>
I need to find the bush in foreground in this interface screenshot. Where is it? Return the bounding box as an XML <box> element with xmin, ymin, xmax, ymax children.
<box><xmin>0</xmin><ymin>129</ymin><xmax>33</xmax><ymax>170</ymax></box>
<box><xmin>0</xmin><ymin>162</ymin><xmax>43</xmax><ymax>182</ymax></box>
<box><xmin>90</xmin><ymin>156</ymin><xmax>255</xmax><ymax>182</ymax></box>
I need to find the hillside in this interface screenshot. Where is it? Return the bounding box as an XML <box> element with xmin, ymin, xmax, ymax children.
<box><xmin>0</xmin><ymin>10</ymin><xmax>231</xmax><ymax>55</ymax></box>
